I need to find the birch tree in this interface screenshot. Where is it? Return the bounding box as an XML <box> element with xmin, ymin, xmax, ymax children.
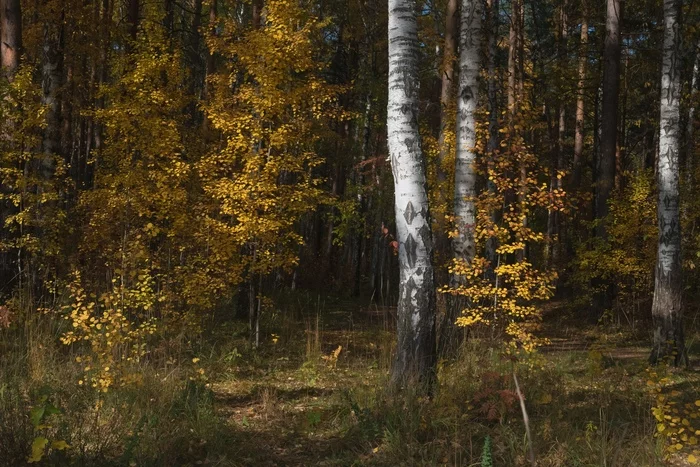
<box><xmin>387</xmin><ymin>0</ymin><xmax>437</xmax><ymax>387</ymax></box>
<box><xmin>650</xmin><ymin>0</ymin><xmax>685</xmax><ymax>365</ymax></box>
<box><xmin>441</xmin><ymin>0</ymin><xmax>483</xmax><ymax>356</ymax></box>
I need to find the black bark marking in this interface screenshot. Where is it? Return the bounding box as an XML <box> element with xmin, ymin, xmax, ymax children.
<box><xmin>404</xmin><ymin>200</ymin><xmax>417</xmax><ymax>225</ymax></box>
<box><xmin>405</xmin><ymin>233</ymin><xmax>417</xmax><ymax>268</ymax></box>
<box><xmin>418</xmin><ymin>223</ymin><xmax>432</xmax><ymax>252</ymax></box>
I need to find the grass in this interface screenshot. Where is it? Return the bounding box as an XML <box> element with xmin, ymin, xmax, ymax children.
<box><xmin>0</xmin><ymin>295</ymin><xmax>698</xmax><ymax>466</ymax></box>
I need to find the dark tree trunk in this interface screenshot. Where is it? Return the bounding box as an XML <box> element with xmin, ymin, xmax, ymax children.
<box><xmin>573</xmin><ymin>2</ymin><xmax>588</xmax><ymax>190</ymax></box>
<box><xmin>0</xmin><ymin>0</ymin><xmax>21</xmax><ymax>80</ymax></box>
<box><xmin>596</xmin><ymin>0</ymin><xmax>621</xmax><ymax>239</ymax></box>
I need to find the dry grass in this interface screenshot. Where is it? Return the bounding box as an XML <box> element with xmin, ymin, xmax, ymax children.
<box><xmin>0</xmin><ymin>296</ymin><xmax>697</xmax><ymax>466</ymax></box>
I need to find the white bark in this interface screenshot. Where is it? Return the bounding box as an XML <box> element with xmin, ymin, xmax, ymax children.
<box><xmin>452</xmin><ymin>0</ymin><xmax>482</xmax><ymax>275</ymax></box>
<box><xmin>388</xmin><ymin>0</ymin><xmax>436</xmax><ymax>385</ymax></box>
<box><xmin>651</xmin><ymin>0</ymin><xmax>684</xmax><ymax>365</ymax></box>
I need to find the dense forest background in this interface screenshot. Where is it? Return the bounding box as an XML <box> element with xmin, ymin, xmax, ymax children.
<box><xmin>0</xmin><ymin>0</ymin><xmax>699</xmax><ymax>465</ymax></box>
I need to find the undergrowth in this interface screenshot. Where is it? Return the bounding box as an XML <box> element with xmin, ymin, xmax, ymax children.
<box><xmin>0</xmin><ymin>296</ymin><xmax>696</xmax><ymax>466</ymax></box>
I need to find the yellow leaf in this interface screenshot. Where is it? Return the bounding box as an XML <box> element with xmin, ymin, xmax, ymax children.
<box><xmin>51</xmin><ymin>440</ymin><xmax>70</xmax><ymax>450</ymax></box>
<box><xmin>27</xmin><ymin>436</ymin><xmax>48</xmax><ymax>463</ymax></box>
<box><xmin>689</xmin><ymin>454</ymin><xmax>698</xmax><ymax>464</ymax></box>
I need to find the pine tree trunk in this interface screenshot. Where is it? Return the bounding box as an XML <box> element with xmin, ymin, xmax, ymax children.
<box><xmin>596</xmin><ymin>0</ymin><xmax>621</xmax><ymax>239</ymax></box>
<box><xmin>573</xmin><ymin>3</ymin><xmax>588</xmax><ymax>189</ymax></box>
<box><xmin>388</xmin><ymin>0</ymin><xmax>437</xmax><ymax>388</ymax></box>
<box><xmin>41</xmin><ymin>18</ymin><xmax>63</xmax><ymax>180</ymax></box>
<box><xmin>434</xmin><ymin>0</ymin><xmax>458</xmax><ymax>315</ymax></box>
<box><xmin>481</xmin><ymin>0</ymin><xmax>499</xmax><ymax>270</ymax></box>
<box><xmin>650</xmin><ymin>0</ymin><xmax>684</xmax><ymax>366</ymax></box>
<box><xmin>441</xmin><ymin>0</ymin><xmax>482</xmax><ymax>358</ymax></box>
<box><xmin>437</xmin><ymin>0</ymin><xmax>458</xmax><ymax>183</ymax></box>
<box><xmin>685</xmin><ymin>44</ymin><xmax>698</xmax><ymax>188</ymax></box>
<box><xmin>128</xmin><ymin>0</ymin><xmax>139</xmax><ymax>41</ymax></box>
<box><xmin>202</xmin><ymin>0</ymin><xmax>218</xmax><ymax>136</ymax></box>
<box><xmin>0</xmin><ymin>0</ymin><xmax>21</xmax><ymax>80</ymax></box>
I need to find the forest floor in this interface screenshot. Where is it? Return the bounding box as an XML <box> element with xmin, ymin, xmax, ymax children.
<box><xmin>2</xmin><ymin>295</ymin><xmax>700</xmax><ymax>466</ymax></box>
<box><xmin>196</xmin><ymin>297</ymin><xmax>700</xmax><ymax>466</ymax></box>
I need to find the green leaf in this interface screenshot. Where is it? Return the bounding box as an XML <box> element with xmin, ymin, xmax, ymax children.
<box><xmin>30</xmin><ymin>406</ymin><xmax>45</xmax><ymax>427</ymax></box>
<box><xmin>27</xmin><ymin>436</ymin><xmax>48</xmax><ymax>463</ymax></box>
<box><xmin>44</xmin><ymin>403</ymin><xmax>61</xmax><ymax>416</ymax></box>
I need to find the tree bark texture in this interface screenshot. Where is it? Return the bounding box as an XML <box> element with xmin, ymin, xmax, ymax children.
<box><xmin>388</xmin><ymin>0</ymin><xmax>437</xmax><ymax>388</ymax></box>
<box><xmin>440</xmin><ymin>0</ymin><xmax>482</xmax><ymax>357</ymax></box>
<box><xmin>1</xmin><ymin>0</ymin><xmax>21</xmax><ymax>79</ymax></box>
<box><xmin>596</xmin><ymin>0</ymin><xmax>621</xmax><ymax>239</ymax></box>
<box><xmin>650</xmin><ymin>0</ymin><xmax>684</xmax><ymax>366</ymax></box>
<box><xmin>573</xmin><ymin>3</ymin><xmax>588</xmax><ymax>189</ymax></box>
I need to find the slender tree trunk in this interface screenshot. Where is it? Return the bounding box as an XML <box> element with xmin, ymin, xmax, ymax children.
<box><xmin>650</xmin><ymin>0</ymin><xmax>684</xmax><ymax>366</ymax></box>
<box><xmin>0</xmin><ymin>0</ymin><xmax>21</xmax><ymax>80</ymax></box>
<box><xmin>440</xmin><ymin>0</ymin><xmax>482</xmax><ymax>357</ymax></box>
<box><xmin>554</xmin><ymin>2</ymin><xmax>567</xmax><ymax>264</ymax></box>
<box><xmin>484</xmin><ymin>0</ymin><xmax>499</xmax><ymax>267</ymax></box>
<box><xmin>596</xmin><ymin>0</ymin><xmax>621</xmax><ymax>239</ymax></box>
<box><xmin>128</xmin><ymin>0</ymin><xmax>139</xmax><ymax>42</ymax></box>
<box><xmin>388</xmin><ymin>0</ymin><xmax>437</xmax><ymax>388</ymax></box>
<box><xmin>573</xmin><ymin>3</ymin><xmax>588</xmax><ymax>189</ymax></box>
<box><xmin>41</xmin><ymin>18</ymin><xmax>63</xmax><ymax>180</ymax></box>
<box><xmin>434</xmin><ymin>0</ymin><xmax>458</xmax><ymax>307</ymax></box>
<box><xmin>507</xmin><ymin>0</ymin><xmax>519</xmax><ymax>135</ymax></box>
<box><xmin>686</xmin><ymin>43</ymin><xmax>698</xmax><ymax>188</ymax></box>
<box><xmin>437</xmin><ymin>0</ymin><xmax>458</xmax><ymax>183</ymax></box>
<box><xmin>202</xmin><ymin>0</ymin><xmax>218</xmax><ymax>136</ymax></box>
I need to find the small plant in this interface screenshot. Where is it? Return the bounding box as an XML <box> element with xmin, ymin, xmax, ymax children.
<box><xmin>481</xmin><ymin>435</ymin><xmax>493</xmax><ymax>467</ymax></box>
<box><xmin>647</xmin><ymin>363</ymin><xmax>700</xmax><ymax>464</ymax></box>
<box><xmin>27</xmin><ymin>393</ymin><xmax>70</xmax><ymax>463</ymax></box>
<box><xmin>321</xmin><ymin>345</ymin><xmax>342</xmax><ymax>368</ymax></box>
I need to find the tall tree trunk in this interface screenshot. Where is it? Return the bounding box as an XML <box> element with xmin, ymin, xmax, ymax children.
<box><xmin>509</xmin><ymin>0</ymin><xmax>526</xmax><ymax>262</ymax></box>
<box><xmin>554</xmin><ymin>1</ymin><xmax>567</xmax><ymax>264</ymax></box>
<box><xmin>128</xmin><ymin>0</ymin><xmax>139</xmax><ymax>42</ymax></box>
<box><xmin>573</xmin><ymin>3</ymin><xmax>588</xmax><ymax>189</ymax></box>
<box><xmin>388</xmin><ymin>0</ymin><xmax>437</xmax><ymax>388</ymax></box>
<box><xmin>596</xmin><ymin>0</ymin><xmax>621</xmax><ymax>238</ymax></box>
<box><xmin>650</xmin><ymin>0</ymin><xmax>684</xmax><ymax>366</ymax></box>
<box><xmin>507</xmin><ymin>0</ymin><xmax>519</xmax><ymax>135</ymax></box>
<box><xmin>437</xmin><ymin>0</ymin><xmax>458</xmax><ymax>184</ymax></box>
<box><xmin>434</xmin><ymin>0</ymin><xmax>458</xmax><ymax>306</ymax></box>
<box><xmin>686</xmin><ymin>43</ymin><xmax>698</xmax><ymax>188</ymax></box>
<box><xmin>441</xmin><ymin>0</ymin><xmax>482</xmax><ymax>358</ymax></box>
<box><xmin>202</xmin><ymin>0</ymin><xmax>218</xmax><ymax>136</ymax></box>
<box><xmin>484</xmin><ymin>0</ymin><xmax>499</xmax><ymax>267</ymax></box>
<box><xmin>0</xmin><ymin>0</ymin><xmax>21</xmax><ymax>80</ymax></box>
<box><xmin>41</xmin><ymin>18</ymin><xmax>63</xmax><ymax>180</ymax></box>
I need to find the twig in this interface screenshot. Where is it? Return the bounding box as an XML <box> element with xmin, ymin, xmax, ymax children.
<box><xmin>513</xmin><ymin>371</ymin><xmax>535</xmax><ymax>465</ymax></box>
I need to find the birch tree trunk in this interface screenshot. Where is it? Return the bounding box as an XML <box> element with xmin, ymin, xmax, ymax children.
<box><xmin>440</xmin><ymin>0</ymin><xmax>482</xmax><ymax>357</ymax></box>
<box><xmin>596</xmin><ymin>0</ymin><xmax>621</xmax><ymax>239</ymax></box>
<box><xmin>650</xmin><ymin>0</ymin><xmax>684</xmax><ymax>366</ymax></box>
<box><xmin>388</xmin><ymin>0</ymin><xmax>437</xmax><ymax>388</ymax></box>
